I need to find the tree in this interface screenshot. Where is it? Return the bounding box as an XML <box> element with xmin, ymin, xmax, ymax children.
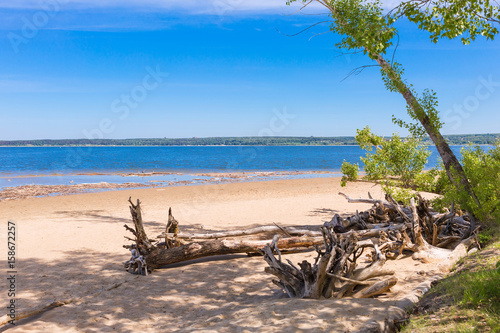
<box><xmin>392</xmin><ymin>0</ymin><xmax>500</xmax><ymax>45</ymax></box>
<box><xmin>287</xmin><ymin>0</ymin><xmax>482</xmax><ymax>216</ymax></box>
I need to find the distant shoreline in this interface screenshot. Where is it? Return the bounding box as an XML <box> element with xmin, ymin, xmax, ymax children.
<box><xmin>0</xmin><ymin>143</ymin><xmax>495</xmax><ymax>148</ymax></box>
<box><xmin>0</xmin><ymin>143</ymin><xmax>366</xmax><ymax>148</ymax></box>
<box><xmin>0</xmin><ymin>134</ymin><xmax>498</xmax><ymax>147</ymax></box>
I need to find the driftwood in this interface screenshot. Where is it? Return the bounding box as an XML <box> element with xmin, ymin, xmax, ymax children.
<box><xmin>157</xmin><ymin>225</ymin><xmax>322</xmax><ymax>241</ymax></box>
<box><xmin>165</xmin><ymin>207</ymin><xmax>180</xmax><ymax>248</ymax></box>
<box><xmin>145</xmin><ymin>236</ymin><xmax>323</xmax><ymax>272</ymax></box>
<box><xmin>260</xmin><ymin>193</ymin><xmax>477</xmax><ymax>298</ymax></box>
<box><xmin>261</xmin><ymin>226</ymin><xmax>396</xmax><ymax>299</ymax></box>
<box><xmin>123</xmin><ymin>198</ymin><xmax>323</xmax><ymax>274</ymax></box>
<box><xmin>123</xmin><ymin>193</ymin><xmax>477</xmax><ymax>302</ymax></box>
<box><xmin>337</xmin><ymin>192</ymin><xmax>477</xmax><ymax>250</ymax></box>
<box><xmin>0</xmin><ymin>300</ymin><xmax>74</xmax><ymax>327</ymax></box>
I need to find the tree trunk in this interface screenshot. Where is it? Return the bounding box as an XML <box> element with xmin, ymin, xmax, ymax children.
<box><xmin>374</xmin><ymin>55</ymin><xmax>481</xmax><ymax>216</ymax></box>
<box><xmin>158</xmin><ymin>225</ymin><xmax>323</xmax><ymax>240</ymax></box>
<box><xmin>145</xmin><ymin>236</ymin><xmax>324</xmax><ymax>272</ymax></box>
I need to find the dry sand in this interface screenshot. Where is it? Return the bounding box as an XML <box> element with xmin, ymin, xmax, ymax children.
<box><xmin>0</xmin><ymin>177</ymin><xmax>446</xmax><ymax>332</ymax></box>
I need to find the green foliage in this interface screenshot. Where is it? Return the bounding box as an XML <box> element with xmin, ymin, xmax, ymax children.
<box><xmin>288</xmin><ymin>0</ymin><xmax>396</xmax><ymax>59</ymax></box>
<box><xmin>412</xmin><ymin>167</ymin><xmax>441</xmax><ymax>193</ymax></box>
<box><xmin>328</xmin><ymin>0</ymin><xmax>397</xmax><ymax>59</ymax></box>
<box><xmin>381</xmin><ymin>61</ymin><xmax>443</xmax><ymax>138</ymax></box>
<box><xmin>432</xmin><ymin>142</ymin><xmax>500</xmax><ymax>222</ymax></box>
<box><xmin>380</xmin><ymin>61</ymin><xmax>410</xmax><ymax>94</ymax></box>
<box><xmin>382</xmin><ymin>182</ymin><xmax>417</xmax><ymax>205</ymax></box>
<box><xmin>479</xmin><ymin>232</ymin><xmax>493</xmax><ymax>245</ymax></box>
<box><xmin>424</xmin><ymin>133</ymin><xmax>500</xmax><ymax>145</ymax></box>
<box><xmin>343</xmin><ymin>126</ymin><xmax>436</xmax><ymax>203</ymax></box>
<box><xmin>355</xmin><ymin>126</ymin><xmax>431</xmax><ymax>188</ymax></box>
<box><xmin>398</xmin><ymin>89</ymin><xmax>442</xmax><ymax>138</ymax></box>
<box><xmin>401</xmin><ymin>240</ymin><xmax>500</xmax><ymax>333</ymax></box>
<box><xmin>340</xmin><ymin>161</ymin><xmax>359</xmax><ymax>186</ymax></box>
<box><xmin>354</xmin><ymin>126</ymin><xmax>383</xmax><ymax>150</ymax></box>
<box><xmin>398</xmin><ymin>0</ymin><xmax>500</xmax><ymax>45</ymax></box>
<box><xmin>0</xmin><ymin>137</ymin><xmax>360</xmax><ymax>146</ymax></box>
<box><xmin>436</xmin><ymin>246</ymin><xmax>500</xmax><ymax>315</ymax></box>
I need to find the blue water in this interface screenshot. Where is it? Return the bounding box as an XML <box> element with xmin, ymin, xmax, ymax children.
<box><xmin>0</xmin><ymin>145</ymin><xmax>467</xmax><ymax>188</ymax></box>
<box><xmin>0</xmin><ymin>145</ymin><xmax>466</xmax><ymax>175</ymax></box>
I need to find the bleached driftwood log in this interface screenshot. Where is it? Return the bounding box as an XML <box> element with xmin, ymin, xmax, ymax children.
<box><xmin>337</xmin><ymin>192</ymin><xmax>477</xmax><ymax>249</ymax></box>
<box><xmin>157</xmin><ymin>225</ymin><xmax>322</xmax><ymax>241</ymax></box>
<box><xmin>124</xmin><ymin>192</ymin><xmax>477</xmax><ymax>277</ymax></box>
<box><xmin>124</xmin><ymin>198</ymin><xmax>323</xmax><ymax>274</ymax></box>
<box><xmin>261</xmin><ymin>226</ymin><xmax>397</xmax><ymax>299</ymax></box>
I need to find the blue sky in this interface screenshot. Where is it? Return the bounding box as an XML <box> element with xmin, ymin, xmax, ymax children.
<box><xmin>0</xmin><ymin>0</ymin><xmax>499</xmax><ymax>140</ymax></box>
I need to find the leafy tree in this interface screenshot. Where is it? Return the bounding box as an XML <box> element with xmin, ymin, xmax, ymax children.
<box><xmin>393</xmin><ymin>0</ymin><xmax>500</xmax><ymax>45</ymax></box>
<box><xmin>287</xmin><ymin>0</ymin><xmax>482</xmax><ymax>216</ymax></box>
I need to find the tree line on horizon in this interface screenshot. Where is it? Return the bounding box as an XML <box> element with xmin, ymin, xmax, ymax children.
<box><xmin>0</xmin><ymin>134</ymin><xmax>498</xmax><ymax>147</ymax></box>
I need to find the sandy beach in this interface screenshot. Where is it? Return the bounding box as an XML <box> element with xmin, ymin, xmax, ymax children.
<box><xmin>0</xmin><ymin>177</ymin><xmax>444</xmax><ymax>332</ymax></box>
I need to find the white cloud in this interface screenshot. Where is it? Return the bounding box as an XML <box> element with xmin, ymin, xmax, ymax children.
<box><xmin>0</xmin><ymin>0</ymin><xmax>323</xmax><ymax>14</ymax></box>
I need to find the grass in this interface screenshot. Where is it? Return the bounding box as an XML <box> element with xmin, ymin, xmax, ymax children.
<box><xmin>399</xmin><ymin>232</ymin><xmax>500</xmax><ymax>333</ymax></box>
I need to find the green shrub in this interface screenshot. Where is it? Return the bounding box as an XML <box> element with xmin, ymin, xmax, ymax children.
<box><xmin>340</xmin><ymin>161</ymin><xmax>359</xmax><ymax>186</ymax></box>
<box><xmin>382</xmin><ymin>181</ymin><xmax>417</xmax><ymax>205</ymax></box>
<box><xmin>413</xmin><ymin>167</ymin><xmax>441</xmax><ymax>193</ymax></box>
<box><xmin>355</xmin><ymin>126</ymin><xmax>431</xmax><ymax>188</ymax></box>
<box><xmin>433</xmin><ymin>142</ymin><xmax>500</xmax><ymax>222</ymax></box>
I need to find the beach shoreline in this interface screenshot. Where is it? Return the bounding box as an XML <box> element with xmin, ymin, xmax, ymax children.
<box><xmin>0</xmin><ymin>170</ymin><xmax>342</xmax><ymax>201</ymax></box>
<box><xmin>0</xmin><ymin>177</ymin><xmax>446</xmax><ymax>332</ymax></box>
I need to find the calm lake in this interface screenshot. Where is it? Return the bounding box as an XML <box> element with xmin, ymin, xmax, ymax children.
<box><xmin>0</xmin><ymin>145</ymin><xmax>466</xmax><ymax>188</ymax></box>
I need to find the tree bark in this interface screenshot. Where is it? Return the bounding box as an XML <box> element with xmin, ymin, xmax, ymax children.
<box><xmin>374</xmin><ymin>55</ymin><xmax>481</xmax><ymax>215</ymax></box>
<box><xmin>262</xmin><ymin>230</ymin><xmax>397</xmax><ymax>299</ymax></box>
<box><xmin>145</xmin><ymin>236</ymin><xmax>324</xmax><ymax>271</ymax></box>
<box><xmin>158</xmin><ymin>225</ymin><xmax>322</xmax><ymax>240</ymax></box>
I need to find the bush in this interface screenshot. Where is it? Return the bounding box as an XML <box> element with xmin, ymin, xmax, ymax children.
<box><xmin>340</xmin><ymin>161</ymin><xmax>359</xmax><ymax>186</ymax></box>
<box><xmin>382</xmin><ymin>182</ymin><xmax>417</xmax><ymax>205</ymax></box>
<box><xmin>355</xmin><ymin>126</ymin><xmax>431</xmax><ymax>188</ymax></box>
<box><xmin>432</xmin><ymin>142</ymin><xmax>500</xmax><ymax>222</ymax></box>
<box><xmin>346</xmin><ymin>127</ymin><xmax>499</xmax><ymax>230</ymax></box>
<box><xmin>413</xmin><ymin>167</ymin><xmax>442</xmax><ymax>193</ymax></box>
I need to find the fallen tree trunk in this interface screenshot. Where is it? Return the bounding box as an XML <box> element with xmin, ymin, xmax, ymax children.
<box><xmin>123</xmin><ymin>194</ymin><xmax>477</xmax><ymax>277</ymax></box>
<box><xmin>123</xmin><ymin>198</ymin><xmax>323</xmax><ymax>274</ymax></box>
<box><xmin>157</xmin><ymin>225</ymin><xmax>322</xmax><ymax>240</ymax></box>
<box><xmin>144</xmin><ymin>236</ymin><xmax>324</xmax><ymax>272</ymax></box>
